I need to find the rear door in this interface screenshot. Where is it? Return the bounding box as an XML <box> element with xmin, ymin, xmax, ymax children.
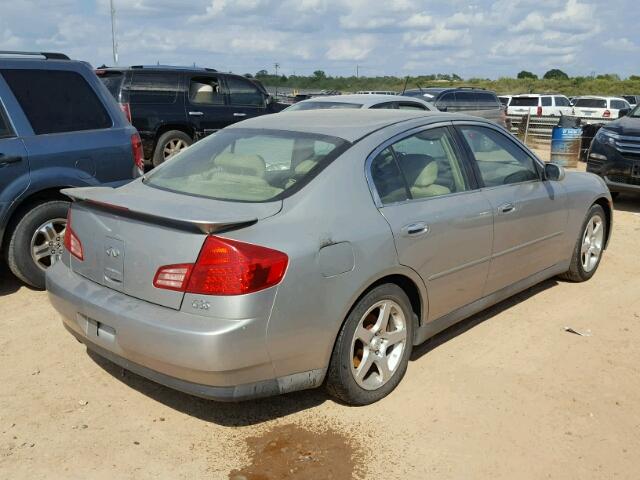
<box><xmin>369</xmin><ymin>125</ymin><xmax>494</xmax><ymax>321</ymax></box>
<box><xmin>185</xmin><ymin>73</ymin><xmax>233</xmax><ymax>136</ymax></box>
<box><xmin>0</xmin><ymin>67</ymin><xmax>130</xmax><ymax>184</ymax></box>
<box><xmin>455</xmin><ymin>123</ymin><xmax>567</xmax><ymax>295</ymax></box>
<box><xmin>0</xmin><ymin>91</ymin><xmax>29</xmax><ymax>221</ymax></box>
<box><xmin>224</xmin><ymin>75</ymin><xmax>270</xmax><ymax>122</ymax></box>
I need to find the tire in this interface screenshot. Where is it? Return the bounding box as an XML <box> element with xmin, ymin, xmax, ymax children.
<box><xmin>5</xmin><ymin>200</ymin><xmax>70</xmax><ymax>289</ymax></box>
<box><xmin>326</xmin><ymin>284</ymin><xmax>414</xmax><ymax>405</ymax></box>
<box><xmin>152</xmin><ymin>130</ymin><xmax>192</xmax><ymax>167</ymax></box>
<box><xmin>559</xmin><ymin>204</ymin><xmax>607</xmax><ymax>283</ymax></box>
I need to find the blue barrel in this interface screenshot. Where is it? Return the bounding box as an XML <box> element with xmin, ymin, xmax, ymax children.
<box><xmin>550</xmin><ymin>126</ymin><xmax>582</xmax><ymax>167</ymax></box>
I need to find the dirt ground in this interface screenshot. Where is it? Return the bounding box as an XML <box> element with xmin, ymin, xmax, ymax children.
<box><xmin>1</xmin><ymin>191</ymin><xmax>640</xmax><ymax>479</ymax></box>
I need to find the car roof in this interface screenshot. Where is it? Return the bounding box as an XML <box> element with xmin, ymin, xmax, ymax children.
<box><xmin>574</xmin><ymin>95</ymin><xmax>627</xmax><ymax>101</ymax></box>
<box><xmin>97</xmin><ymin>65</ymin><xmax>220</xmax><ymax>73</ymax></box>
<box><xmin>294</xmin><ymin>94</ymin><xmax>433</xmax><ymax>107</ymax></box>
<box><xmin>227</xmin><ymin>109</ymin><xmax>477</xmax><ymax>142</ymax></box>
<box><xmin>512</xmin><ymin>93</ymin><xmax>567</xmax><ymax>97</ymax></box>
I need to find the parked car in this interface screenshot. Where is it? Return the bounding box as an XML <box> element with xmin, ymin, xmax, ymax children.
<box><xmin>498</xmin><ymin>95</ymin><xmax>512</xmax><ymax>106</ymax></box>
<box><xmin>96</xmin><ymin>65</ymin><xmax>281</xmax><ymax>167</ymax></box>
<box><xmin>587</xmin><ymin>103</ymin><xmax>640</xmax><ymax>197</ymax></box>
<box><xmin>572</xmin><ymin>96</ymin><xmax>631</xmax><ymax>120</ymax></box>
<box><xmin>402</xmin><ymin>87</ymin><xmax>508</xmax><ymax>128</ymax></box>
<box><xmin>47</xmin><ymin>110</ymin><xmax>612</xmax><ymax>405</ymax></box>
<box><xmin>621</xmin><ymin>95</ymin><xmax>640</xmax><ymax>108</ymax></box>
<box><xmin>283</xmin><ymin>94</ymin><xmax>434</xmax><ymax>112</ymax></box>
<box><xmin>506</xmin><ymin>94</ymin><xmax>573</xmax><ymax>117</ymax></box>
<box><xmin>0</xmin><ymin>51</ymin><xmax>141</xmax><ymax>288</ymax></box>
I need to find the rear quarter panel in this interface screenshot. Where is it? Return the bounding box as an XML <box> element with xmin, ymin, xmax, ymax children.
<box><xmin>217</xmin><ymin>132</ymin><xmax>428</xmax><ymax>379</ymax></box>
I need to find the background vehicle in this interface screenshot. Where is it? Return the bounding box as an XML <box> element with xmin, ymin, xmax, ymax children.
<box><xmin>48</xmin><ymin>110</ymin><xmax>611</xmax><ymax>406</ymax></box>
<box><xmin>506</xmin><ymin>94</ymin><xmax>573</xmax><ymax>116</ymax></box>
<box><xmin>587</xmin><ymin>104</ymin><xmax>640</xmax><ymax>197</ymax></box>
<box><xmin>96</xmin><ymin>65</ymin><xmax>282</xmax><ymax>167</ymax></box>
<box><xmin>498</xmin><ymin>95</ymin><xmax>512</xmax><ymax>106</ymax></box>
<box><xmin>284</xmin><ymin>94</ymin><xmax>434</xmax><ymax>112</ymax></box>
<box><xmin>572</xmin><ymin>96</ymin><xmax>631</xmax><ymax>119</ymax></box>
<box><xmin>622</xmin><ymin>95</ymin><xmax>640</xmax><ymax>108</ymax></box>
<box><xmin>0</xmin><ymin>51</ymin><xmax>140</xmax><ymax>288</ymax></box>
<box><xmin>402</xmin><ymin>87</ymin><xmax>507</xmax><ymax>128</ymax></box>
<box><xmin>355</xmin><ymin>91</ymin><xmax>397</xmax><ymax>95</ymax></box>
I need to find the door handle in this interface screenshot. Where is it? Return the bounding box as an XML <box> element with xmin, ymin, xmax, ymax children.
<box><xmin>188</xmin><ymin>111</ymin><xmax>204</xmax><ymax>116</ymax></box>
<box><xmin>233</xmin><ymin>112</ymin><xmax>247</xmax><ymax>117</ymax></box>
<box><xmin>0</xmin><ymin>154</ymin><xmax>22</xmax><ymax>168</ymax></box>
<box><xmin>401</xmin><ymin>222</ymin><xmax>429</xmax><ymax>237</ymax></box>
<box><xmin>498</xmin><ymin>202</ymin><xmax>516</xmax><ymax>214</ymax></box>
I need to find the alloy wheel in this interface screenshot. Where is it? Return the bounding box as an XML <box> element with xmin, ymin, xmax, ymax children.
<box><xmin>163</xmin><ymin>138</ymin><xmax>188</xmax><ymax>159</ymax></box>
<box><xmin>350</xmin><ymin>300</ymin><xmax>407</xmax><ymax>390</ymax></box>
<box><xmin>581</xmin><ymin>214</ymin><xmax>604</xmax><ymax>272</ymax></box>
<box><xmin>30</xmin><ymin>218</ymin><xmax>66</xmax><ymax>271</ymax></box>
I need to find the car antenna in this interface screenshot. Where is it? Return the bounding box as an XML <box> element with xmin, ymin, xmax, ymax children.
<box><xmin>401</xmin><ymin>76</ymin><xmax>409</xmax><ymax>94</ymax></box>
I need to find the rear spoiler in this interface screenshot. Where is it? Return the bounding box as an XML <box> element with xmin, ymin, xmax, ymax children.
<box><xmin>62</xmin><ymin>187</ymin><xmax>258</xmax><ymax>235</ymax></box>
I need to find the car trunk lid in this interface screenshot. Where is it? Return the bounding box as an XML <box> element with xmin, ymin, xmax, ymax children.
<box><xmin>63</xmin><ymin>182</ymin><xmax>281</xmax><ymax>309</ymax></box>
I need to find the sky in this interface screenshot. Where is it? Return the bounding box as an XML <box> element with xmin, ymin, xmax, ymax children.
<box><xmin>1</xmin><ymin>0</ymin><xmax>639</xmax><ymax>79</ymax></box>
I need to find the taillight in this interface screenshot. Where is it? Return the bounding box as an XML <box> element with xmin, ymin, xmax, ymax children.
<box><xmin>536</xmin><ymin>106</ymin><xmax>542</xmax><ymax>116</ymax></box>
<box><xmin>63</xmin><ymin>210</ymin><xmax>84</xmax><ymax>261</ymax></box>
<box><xmin>153</xmin><ymin>236</ymin><xmax>289</xmax><ymax>296</ymax></box>
<box><xmin>153</xmin><ymin>264</ymin><xmax>193</xmax><ymax>291</ymax></box>
<box><xmin>119</xmin><ymin>102</ymin><xmax>132</xmax><ymax>123</ymax></box>
<box><xmin>131</xmin><ymin>133</ymin><xmax>144</xmax><ymax>175</ymax></box>
<box><xmin>603</xmin><ymin>110</ymin><xmax>611</xmax><ymax>118</ymax></box>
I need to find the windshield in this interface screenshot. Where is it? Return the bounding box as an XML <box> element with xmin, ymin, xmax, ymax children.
<box><xmin>574</xmin><ymin>98</ymin><xmax>607</xmax><ymax>108</ymax></box>
<box><xmin>629</xmin><ymin>104</ymin><xmax>640</xmax><ymax>118</ymax></box>
<box><xmin>510</xmin><ymin>97</ymin><xmax>538</xmax><ymax>107</ymax></box>
<box><xmin>145</xmin><ymin>128</ymin><xmax>349</xmax><ymax>202</ymax></box>
<box><xmin>286</xmin><ymin>101</ymin><xmax>362</xmax><ymax>111</ymax></box>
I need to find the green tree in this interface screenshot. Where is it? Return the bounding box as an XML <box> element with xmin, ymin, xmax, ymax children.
<box><xmin>543</xmin><ymin>69</ymin><xmax>569</xmax><ymax>80</ymax></box>
<box><xmin>517</xmin><ymin>70</ymin><xmax>538</xmax><ymax>79</ymax></box>
<box><xmin>255</xmin><ymin>69</ymin><xmax>269</xmax><ymax>77</ymax></box>
<box><xmin>313</xmin><ymin>70</ymin><xmax>327</xmax><ymax>80</ymax></box>
<box><xmin>244</xmin><ymin>73</ymin><xmax>253</xmax><ymax>78</ymax></box>
<box><xmin>452</xmin><ymin>73</ymin><xmax>462</xmax><ymax>81</ymax></box>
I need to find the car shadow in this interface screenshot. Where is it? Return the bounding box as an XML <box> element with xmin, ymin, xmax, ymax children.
<box><xmin>411</xmin><ymin>278</ymin><xmax>558</xmax><ymax>360</ymax></box>
<box><xmin>86</xmin><ymin>350</ymin><xmax>327</xmax><ymax>426</ymax></box>
<box><xmin>613</xmin><ymin>193</ymin><xmax>640</xmax><ymax>214</ymax></box>
<box><xmin>0</xmin><ymin>262</ymin><xmax>26</xmax><ymax>296</ymax></box>
<box><xmin>86</xmin><ymin>278</ymin><xmax>559</xmax><ymax>424</ymax></box>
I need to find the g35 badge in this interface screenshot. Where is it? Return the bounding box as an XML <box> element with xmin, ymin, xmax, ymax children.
<box><xmin>191</xmin><ymin>299</ymin><xmax>211</xmax><ymax>311</ymax></box>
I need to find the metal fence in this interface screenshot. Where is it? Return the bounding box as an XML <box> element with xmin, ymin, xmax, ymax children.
<box><xmin>507</xmin><ymin>114</ymin><xmax>613</xmax><ymax>144</ymax></box>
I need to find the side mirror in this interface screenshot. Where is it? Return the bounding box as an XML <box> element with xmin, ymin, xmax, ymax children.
<box><xmin>545</xmin><ymin>162</ymin><xmax>566</xmax><ymax>181</ymax></box>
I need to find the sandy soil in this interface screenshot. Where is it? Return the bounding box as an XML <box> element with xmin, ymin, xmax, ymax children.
<box><xmin>1</xmin><ymin>192</ymin><xmax>639</xmax><ymax>480</ymax></box>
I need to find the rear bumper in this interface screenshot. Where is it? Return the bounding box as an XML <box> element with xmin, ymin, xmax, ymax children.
<box><xmin>46</xmin><ymin>262</ymin><xmax>324</xmax><ymax>401</ymax></box>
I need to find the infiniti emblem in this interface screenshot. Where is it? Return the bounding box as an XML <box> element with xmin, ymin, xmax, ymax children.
<box><xmin>105</xmin><ymin>247</ymin><xmax>120</xmax><ymax>258</ymax></box>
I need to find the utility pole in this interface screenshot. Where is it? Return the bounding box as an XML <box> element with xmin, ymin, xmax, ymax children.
<box><xmin>110</xmin><ymin>0</ymin><xmax>118</xmax><ymax>65</ymax></box>
<box><xmin>356</xmin><ymin>64</ymin><xmax>359</xmax><ymax>78</ymax></box>
<box><xmin>274</xmin><ymin>62</ymin><xmax>280</xmax><ymax>98</ymax></box>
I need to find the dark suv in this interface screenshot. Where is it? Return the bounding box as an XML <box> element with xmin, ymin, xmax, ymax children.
<box><xmin>587</xmin><ymin>104</ymin><xmax>640</xmax><ymax>198</ymax></box>
<box><xmin>402</xmin><ymin>87</ymin><xmax>507</xmax><ymax>128</ymax></box>
<box><xmin>96</xmin><ymin>66</ymin><xmax>281</xmax><ymax>167</ymax></box>
<box><xmin>0</xmin><ymin>51</ymin><xmax>141</xmax><ymax>288</ymax></box>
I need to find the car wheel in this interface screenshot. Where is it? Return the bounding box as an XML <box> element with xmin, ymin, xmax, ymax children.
<box><xmin>326</xmin><ymin>284</ymin><xmax>414</xmax><ymax>405</ymax></box>
<box><xmin>5</xmin><ymin>200</ymin><xmax>70</xmax><ymax>289</ymax></box>
<box><xmin>153</xmin><ymin>130</ymin><xmax>192</xmax><ymax>167</ymax></box>
<box><xmin>559</xmin><ymin>204</ymin><xmax>607</xmax><ymax>282</ymax></box>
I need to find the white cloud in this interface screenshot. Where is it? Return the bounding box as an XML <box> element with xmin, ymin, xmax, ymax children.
<box><xmin>404</xmin><ymin>26</ymin><xmax>471</xmax><ymax>49</ymax></box>
<box><xmin>326</xmin><ymin>35</ymin><xmax>375</xmax><ymax>61</ymax></box>
<box><xmin>604</xmin><ymin>38</ymin><xmax>639</xmax><ymax>52</ymax></box>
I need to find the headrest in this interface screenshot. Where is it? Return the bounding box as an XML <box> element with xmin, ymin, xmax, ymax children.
<box><xmin>214</xmin><ymin>153</ymin><xmax>265</xmax><ymax>177</ymax></box>
<box><xmin>413</xmin><ymin>161</ymin><xmax>438</xmax><ymax>187</ymax></box>
<box><xmin>294</xmin><ymin>158</ymin><xmax>317</xmax><ymax>175</ymax></box>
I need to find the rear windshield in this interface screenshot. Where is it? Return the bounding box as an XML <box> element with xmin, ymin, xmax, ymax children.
<box><xmin>145</xmin><ymin>128</ymin><xmax>349</xmax><ymax>202</ymax></box>
<box><xmin>510</xmin><ymin>97</ymin><xmax>538</xmax><ymax>107</ymax></box>
<box><xmin>574</xmin><ymin>98</ymin><xmax>607</xmax><ymax>108</ymax></box>
<box><xmin>97</xmin><ymin>71</ymin><xmax>125</xmax><ymax>98</ymax></box>
<box><xmin>286</xmin><ymin>101</ymin><xmax>362</xmax><ymax>111</ymax></box>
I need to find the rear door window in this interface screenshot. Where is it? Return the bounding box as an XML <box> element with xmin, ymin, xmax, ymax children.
<box><xmin>225</xmin><ymin>77</ymin><xmax>265</xmax><ymax>107</ymax></box>
<box><xmin>370</xmin><ymin>148</ymin><xmax>409</xmax><ymax>204</ymax></box>
<box><xmin>188</xmin><ymin>76</ymin><xmax>226</xmax><ymax>105</ymax></box>
<box><xmin>455</xmin><ymin>92</ymin><xmax>477</xmax><ymax>110</ymax></box>
<box><xmin>554</xmin><ymin>96</ymin><xmax>570</xmax><ymax>107</ymax></box>
<box><xmin>611</xmin><ymin>100</ymin><xmax>628</xmax><ymax>110</ymax></box>
<box><xmin>369</xmin><ymin>102</ymin><xmax>397</xmax><ymax>109</ymax></box>
<box><xmin>1</xmin><ymin>69</ymin><xmax>112</xmax><ymax>135</ymax></box>
<box><xmin>541</xmin><ymin>97</ymin><xmax>552</xmax><ymax>106</ymax></box>
<box><xmin>398</xmin><ymin>102</ymin><xmax>428</xmax><ymax>110</ymax></box>
<box><xmin>476</xmin><ymin>92</ymin><xmax>499</xmax><ymax>109</ymax></box>
<box><xmin>129</xmin><ymin>71</ymin><xmax>179</xmax><ymax>104</ymax></box>
<box><xmin>436</xmin><ymin>92</ymin><xmax>456</xmax><ymax>110</ymax></box>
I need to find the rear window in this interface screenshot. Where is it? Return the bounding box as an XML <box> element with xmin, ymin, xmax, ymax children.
<box><xmin>611</xmin><ymin>100</ymin><xmax>629</xmax><ymax>110</ymax></box>
<box><xmin>2</xmin><ymin>69</ymin><xmax>112</xmax><ymax>135</ymax></box>
<box><xmin>129</xmin><ymin>72</ymin><xmax>179</xmax><ymax>104</ymax></box>
<box><xmin>510</xmin><ymin>97</ymin><xmax>539</xmax><ymax>107</ymax></box>
<box><xmin>286</xmin><ymin>101</ymin><xmax>362</xmax><ymax>111</ymax></box>
<box><xmin>145</xmin><ymin>128</ymin><xmax>349</xmax><ymax>202</ymax></box>
<box><xmin>97</xmin><ymin>71</ymin><xmax>125</xmax><ymax>98</ymax></box>
<box><xmin>574</xmin><ymin>98</ymin><xmax>607</xmax><ymax>108</ymax></box>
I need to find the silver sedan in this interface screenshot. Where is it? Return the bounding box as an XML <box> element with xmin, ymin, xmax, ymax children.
<box><xmin>47</xmin><ymin>110</ymin><xmax>612</xmax><ymax>405</ymax></box>
<box><xmin>283</xmin><ymin>93</ymin><xmax>435</xmax><ymax>112</ymax></box>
